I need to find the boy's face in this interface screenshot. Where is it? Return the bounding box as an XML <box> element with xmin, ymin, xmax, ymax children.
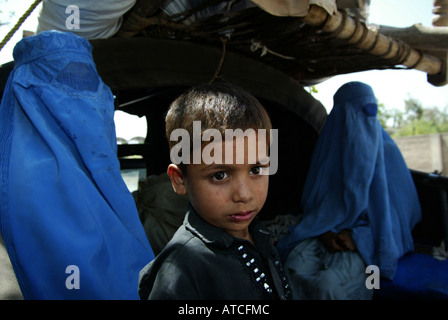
<box><xmin>168</xmin><ymin>132</ymin><xmax>269</xmax><ymax>242</ymax></box>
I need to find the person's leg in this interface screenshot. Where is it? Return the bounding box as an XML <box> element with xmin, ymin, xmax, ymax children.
<box><xmin>284</xmin><ymin>237</ymin><xmax>373</xmax><ymax>299</ymax></box>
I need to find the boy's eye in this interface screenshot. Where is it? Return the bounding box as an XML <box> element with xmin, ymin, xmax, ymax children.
<box><xmin>212</xmin><ymin>171</ymin><xmax>227</xmax><ymax>181</ymax></box>
<box><xmin>250</xmin><ymin>166</ymin><xmax>261</xmax><ymax>175</ymax></box>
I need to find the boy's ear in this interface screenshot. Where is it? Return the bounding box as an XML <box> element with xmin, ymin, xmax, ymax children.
<box><xmin>167</xmin><ymin>164</ymin><xmax>187</xmax><ymax>195</ymax></box>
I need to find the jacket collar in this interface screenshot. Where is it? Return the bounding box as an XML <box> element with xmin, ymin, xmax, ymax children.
<box><xmin>184</xmin><ymin>205</ymin><xmax>273</xmax><ymax>255</ymax></box>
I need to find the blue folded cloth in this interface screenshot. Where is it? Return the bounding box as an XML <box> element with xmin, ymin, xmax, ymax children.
<box><xmin>378</xmin><ymin>252</ymin><xmax>448</xmax><ymax>299</ymax></box>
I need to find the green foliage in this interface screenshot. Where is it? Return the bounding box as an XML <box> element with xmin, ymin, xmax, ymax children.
<box><xmin>379</xmin><ymin>96</ymin><xmax>448</xmax><ymax>138</ymax></box>
<box><xmin>307</xmin><ymin>86</ymin><xmax>318</xmax><ymax>94</ymax></box>
<box><xmin>377</xmin><ymin>101</ymin><xmax>390</xmax><ymax>128</ymax></box>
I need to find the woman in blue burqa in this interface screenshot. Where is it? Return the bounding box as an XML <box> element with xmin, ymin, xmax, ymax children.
<box><xmin>0</xmin><ymin>31</ymin><xmax>154</xmax><ymax>299</ymax></box>
<box><xmin>276</xmin><ymin>81</ymin><xmax>421</xmax><ymax>300</ymax></box>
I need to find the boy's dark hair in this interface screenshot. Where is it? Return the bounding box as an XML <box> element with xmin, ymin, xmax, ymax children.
<box><xmin>165</xmin><ymin>82</ymin><xmax>272</xmax><ymax>153</ymax></box>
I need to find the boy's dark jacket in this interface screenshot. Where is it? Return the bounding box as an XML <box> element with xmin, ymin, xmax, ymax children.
<box><xmin>138</xmin><ymin>206</ymin><xmax>292</xmax><ymax>300</ymax></box>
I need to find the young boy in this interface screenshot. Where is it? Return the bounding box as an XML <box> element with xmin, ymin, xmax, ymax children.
<box><xmin>138</xmin><ymin>83</ymin><xmax>291</xmax><ymax>300</ymax></box>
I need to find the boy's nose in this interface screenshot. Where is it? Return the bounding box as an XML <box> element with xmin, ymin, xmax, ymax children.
<box><xmin>232</xmin><ymin>179</ymin><xmax>253</xmax><ymax>203</ymax></box>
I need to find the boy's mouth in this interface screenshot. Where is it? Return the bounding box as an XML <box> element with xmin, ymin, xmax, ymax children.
<box><xmin>227</xmin><ymin>211</ymin><xmax>255</xmax><ymax>222</ymax></box>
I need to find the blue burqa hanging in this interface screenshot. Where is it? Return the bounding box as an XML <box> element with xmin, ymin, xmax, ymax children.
<box><xmin>277</xmin><ymin>81</ymin><xmax>421</xmax><ymax>280</ymax></box>
<box><xmin>0</xmin><ymin>31</ymin><xmax>154</xmax><ymax>299</ymax></box>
